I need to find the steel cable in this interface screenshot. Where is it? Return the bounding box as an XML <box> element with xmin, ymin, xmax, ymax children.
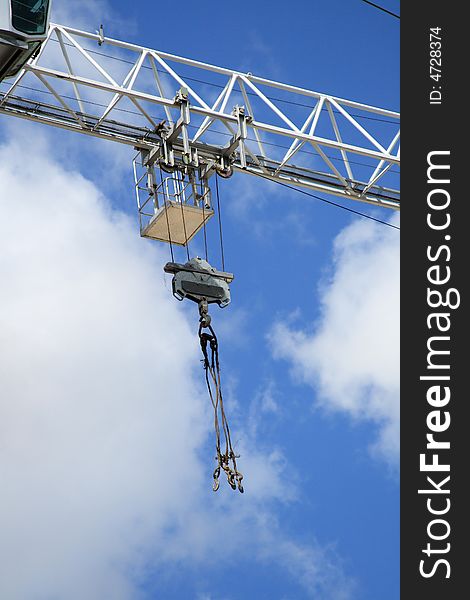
<box><xmin>199</xmin><ymin>319</ymin><xmax>243</xmax><ymax>493</ymax></box>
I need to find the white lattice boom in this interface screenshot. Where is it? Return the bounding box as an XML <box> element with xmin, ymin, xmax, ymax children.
<box><xmin>0</xmin><ymin>23</ymin><xmax>400</xmax><ymax>209</ymax></box>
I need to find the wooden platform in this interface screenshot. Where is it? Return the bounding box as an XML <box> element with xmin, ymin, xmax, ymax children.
<box><xmin>141</xmin><ymin>201</ymin><xmax>214</xmax><ymax>246</ymax></box>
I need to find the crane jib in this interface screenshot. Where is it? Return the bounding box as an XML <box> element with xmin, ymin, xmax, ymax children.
<box><xmin>0</xmin><ymin>19</ymin><xmax>399</xmax><ymax>211</ymax></box>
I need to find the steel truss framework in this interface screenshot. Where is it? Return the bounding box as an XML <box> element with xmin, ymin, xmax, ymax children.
<box><xmin>0</xmin><ymin>23</ymin><xmax>400</xmax><ymax>209</ymax></box>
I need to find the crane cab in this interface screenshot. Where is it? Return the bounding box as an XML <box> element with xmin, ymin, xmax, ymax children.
<box><xmin>0</xmin><ymin>0</ymin><xmax>51</xmax><ymax>81</ymax></box>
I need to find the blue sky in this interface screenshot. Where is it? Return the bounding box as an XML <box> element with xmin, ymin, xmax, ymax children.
<box><xmin>0</xmin><ymin>2</ymin><xmax>399</xmax><ymax>599</ymax></box>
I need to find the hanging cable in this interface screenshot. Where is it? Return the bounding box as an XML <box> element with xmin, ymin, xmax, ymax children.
<box><xmin>257</xmin><ymin>174</ymin><xmax>400</xmax><ymax>230</ymax></box>
<box><xmin>198</xmin><ymin>301</ymin><xmax>243</xmax><ymax>493</ymax></box>
<box><xmin>215</xmin><ymin>174</ymin><xmax>226</xmax><ymax>272</ymax></box>
<box><xmin>200</xmin><ymin>178</ymin><xmax>209</xmax><ymax>262</ymax></box>
<box><xmin>159</xmin><ymin>168</ymin><xmax>175</xmax><ymax>262</ymax></box>
<box><xmin>176</xmin><ymin>171</ymin><xmax>190</xmax><ymax>261</ymax></box>
<box><xmin>360</xmin><ymin>0</ymin><xmax>400</xmax><ymax>19</ymax></box>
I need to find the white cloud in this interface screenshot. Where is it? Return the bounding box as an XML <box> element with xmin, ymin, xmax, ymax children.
<box><xmin>269</xmin><ymin>216</ymin><xmax>400</xmax><ymax>464</ymax></box>
<box><xmin>259</xmin><ymin>537</ymin><xmax>356</xmax><ymax>600</ymax></box>
<box><xmin>52</xmin><ymin>0</ymin><xmax>136</xmax><ymax>36</ymax></box>
<box><xmin>0</xmin><ymin>133</ymin><xmax>209</xmax><ymax>599</ymax></box>
<box><xmin>0</xmin><ymin>131</ymin><xmax>353</xmax><ymax>599</ymax></box>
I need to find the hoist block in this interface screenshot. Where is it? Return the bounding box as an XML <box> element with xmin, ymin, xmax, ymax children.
<box><xmin>164</xmin><ymin>258</ymin><xmax>233</xmax><ymax>307</ymax></box>
<box><xmin>141</xmin><ymin>201</ymin><xmax>213</xmax><ymax>246</ymax></box>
